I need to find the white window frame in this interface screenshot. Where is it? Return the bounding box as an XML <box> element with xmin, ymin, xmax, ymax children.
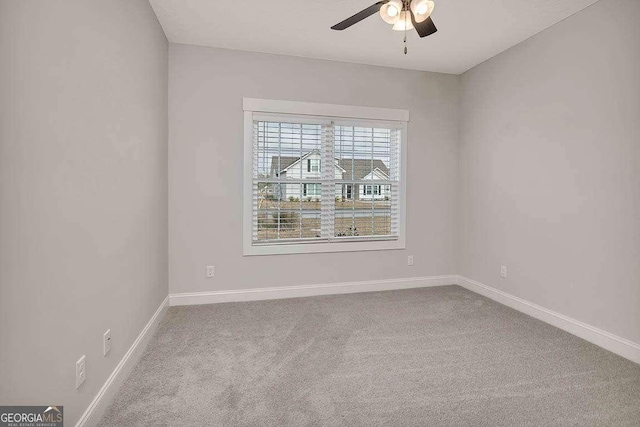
<box><xmin>243</xmin><ymin>98</ymin><xmax>408</xmax><ymax>256</ymax></box>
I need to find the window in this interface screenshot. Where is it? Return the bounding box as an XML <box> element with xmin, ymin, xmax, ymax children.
<box><xmin>244</xmin><ymin>98</ymin><xmax>407</xmax><ymax>255</ymax></box>
<box><xmin>307</xmin><ymin>159</ymin><xmax>320</xmax><ymax>173</ymax></box>
<box><xmin>345</xmin><ymin>184</ymin><xmax>353</xmax><ymax>200</ymax></box>
<box><xmin>364</xmin><ymin>185</ymin><xmax>380</xmax><ymax>196</ymax></box>
<box><xmin>303</xmin><ymin>183</ymin><xmax>321</xmax><ymax>197</ymax></box>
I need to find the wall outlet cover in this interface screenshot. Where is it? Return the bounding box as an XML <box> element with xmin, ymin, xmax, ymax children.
<box><xmin>206</xmin><ymin>265</ymin><xmax>215</xmax><ymax>278</ymax></box>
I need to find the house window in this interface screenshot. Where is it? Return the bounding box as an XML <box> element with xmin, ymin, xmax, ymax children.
<box><xmin>364</xmin><ymin>185</ymin><xmax>380</xmax><ymax>196</ymax></box>
<box><xmin>303</xmin><ymin>183</ymin><xmax>321</xmax><ymax>197</ymax></box>
<box><xmin>244</xmin><ymin>98</ymin><xmax>407</xmax><ymax>255</ymax></box>
<box><xmin>345</xmin><ymin>184</ymin><xmax>353</xmax><ymax>199</ymax></box>
<box><xmin>307</xmin><ymin>159</ymin><xmax>320</xmax><ymax>173</ymax></box>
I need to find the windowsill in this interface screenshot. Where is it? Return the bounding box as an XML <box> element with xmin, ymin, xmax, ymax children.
<box><xmin>243</xmin><ymin>238</ymin><xmax>405</xmax><ymax>256</ymax></box>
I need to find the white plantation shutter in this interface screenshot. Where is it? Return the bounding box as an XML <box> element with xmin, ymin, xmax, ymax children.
<box><xmin>252</xmin><ymin>119</ymin><xmax>328</xmax><ymax>243</ymax></box>
<box><xmin>251</xmin><ymin>116</ymin><xmax>401</xmax><ymax>246</ymax></box>
<box><xmin>333</xmin><ymin>124</ymin><xmax>401</xmax><ymax>240</ymax></box>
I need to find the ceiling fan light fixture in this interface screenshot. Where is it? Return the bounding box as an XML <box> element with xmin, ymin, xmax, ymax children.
<box><xmin>410</xmin><ymin>0</ymin><xmax>435</xmax><ymax>23</ymax></box>
<box><xmin>380</xmin><ymin>0</ymin><xmax>403</xmax><ymax>24</ymax></box>
<box><xmin>330</xmin><ymin>0</ymin><xmax>438</xmax><ymax>49</ymax></box>
<box><xmin>392</xmin><ymin>10</ymin><xmax>414</xmax><ymax>31</ymax></box>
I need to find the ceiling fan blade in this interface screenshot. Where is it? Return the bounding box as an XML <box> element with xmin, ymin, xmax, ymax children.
<box><xmin>411</xmin><ymin>13</ymin><xmax>437</xmax><ymax>38</ymax></box>
<box><xmin>331</xmin><ymin>1</ymin><xmax>389</xmax><ymax>30</ymax></box>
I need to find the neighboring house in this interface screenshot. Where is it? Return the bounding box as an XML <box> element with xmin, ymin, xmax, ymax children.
<box><xmin>269</xmin><ymin>149</ymin><xmax>391</xmax><ymax>200</ymax></box>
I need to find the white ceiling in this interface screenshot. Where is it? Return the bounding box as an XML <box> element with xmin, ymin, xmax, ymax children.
<box><xmin>149</xmin><ymin>0</ymin><xmax>600</xmax><ymax>74</ymax></box>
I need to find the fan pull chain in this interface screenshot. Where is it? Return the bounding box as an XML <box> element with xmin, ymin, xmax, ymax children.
<box><xmin>403</xmin><ymin>14</ymin><xmax>408</xmax><ymax>54</ymax></box>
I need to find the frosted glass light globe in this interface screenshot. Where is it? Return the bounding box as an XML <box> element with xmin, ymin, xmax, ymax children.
<box><xmin>410</xmin><ymin>0</ymin><xmax>435</xmax><ymax>23</ymax></box>
<box><xmin>380</xmin><ymin>0</ymin><xmax>403</xmax><ymax>24</ymax></box>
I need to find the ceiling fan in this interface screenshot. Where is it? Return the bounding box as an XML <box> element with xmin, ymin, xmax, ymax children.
<box><xmin>331</xmin><ymin>0</ymin><xmax>436</xmax><ymax>54</ymax></box>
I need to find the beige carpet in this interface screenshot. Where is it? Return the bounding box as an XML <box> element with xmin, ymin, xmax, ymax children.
<box><xmin>99</xmin><ymin>286</ymin><xmax>640</xmax><ymax>426</ymax></box>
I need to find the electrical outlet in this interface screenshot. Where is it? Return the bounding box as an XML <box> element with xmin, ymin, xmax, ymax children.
<box><xmin>76</xmin><ymin>355</ymin><xmax>86</xmax><ymax>389</ymax></box>
<box><xmin>407</xmin><ymin>255</ymin><xmax>414</xmax><ymax>266</ymax></box>
<box><xmin>206</xmin><ymin>265</ymin><xmax>215</xmax><ymax>278</ymax></box>
<box><xmin>500</xmin><ymin>266</ymin><xmax>507</xmax><ymax>278</ymax></box>
<box><xmin>103</xmin><ymin>329</ymin><xmax>111</xmax><ymax>356</ymax></box>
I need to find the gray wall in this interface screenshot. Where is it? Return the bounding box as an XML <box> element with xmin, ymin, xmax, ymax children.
<box><xmin>168</xmin><ymin>44</ymin><xmax>460</xmax><ymax>294</ymax></box>
<box><xmin>0</xmin><ymin>0</ymin><xmax>168</xmax><ymax>424</ymax></box>
<box><xmin>459</xmin><ymin>0</ymin><xmax>640</xmax><ymax>344</ymax></box>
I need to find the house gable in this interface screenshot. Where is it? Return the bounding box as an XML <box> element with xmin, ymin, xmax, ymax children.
<box><xmin>361</xmin><ymin>167</ymin><xmax>390</xmax><ymax>181</ymax></box>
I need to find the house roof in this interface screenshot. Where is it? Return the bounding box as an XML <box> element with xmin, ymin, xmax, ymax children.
<box><xmin>270</xmin><ymin>156</ymin><xmax>301</xmax><ymax>175</ymax></box>
<box><xmin>270</xmin><ymin>151</ymin><xmax>389</xmax><ymax>180</ymax></box>
<box><xmin>270</xmin><ymin>149</ymin><xmax>326</xmax><ymax>176</ymax></box>
<box><xmin>338</xmin><ymin>159</ymin><xmax>388</xmax><ymax>180</ymax></box>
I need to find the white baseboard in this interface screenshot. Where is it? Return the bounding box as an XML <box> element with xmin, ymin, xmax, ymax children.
<box><xmin>457</xmin><ymin>275</ymin><xmax>640</xmax><ymax>365</ymax></box>
<box><xmin>170</xmin><ymin>275</ymin><xmax>457</xmax><ymax>306</ymax></box>
<box><xmin>75</xmin><ymin>295</ymin><xmax>170</xmax><ymax>427</ymax></box>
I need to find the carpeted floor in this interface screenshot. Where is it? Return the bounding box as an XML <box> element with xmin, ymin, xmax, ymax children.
<box><xmin>98</xmin><ymin>286</ymin><xmax>640</xmax><ymax>426</ymax></box>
